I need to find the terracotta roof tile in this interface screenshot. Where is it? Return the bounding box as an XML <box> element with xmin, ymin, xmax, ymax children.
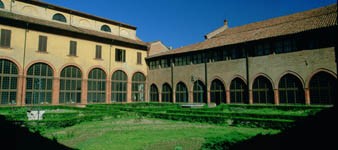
<box><xmin>148</xmin><ymin>4</ymin><xmax>337</xmax><ymax>59</ymax></box>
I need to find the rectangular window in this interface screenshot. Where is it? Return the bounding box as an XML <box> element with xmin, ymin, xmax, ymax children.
<box><xmin>95</xmin><ymin>45</ymin><xmax>102</xmax><ymax>59</ymax></box>
<box><xmin>115</xmin><ymin>48</ymin><xmax>126</xmax><ymax>62</ymax></box>
<box><xmin>137</xmin><ymin>52</ymin><xmax>142</xmax><ymax>64</ymax></box>
<box><xmin>38</xmin><ymin>35</ymin><xmax>47</xmax><ymax>52</ymax></box>
<box><xmin>69</xmin><ymin>41</ymin><xmax>77</xmax><ymax>56</ymax></box>
<box><xmin>160</xmin><ymin>58</ymin><xmax>170</xmax><ymax>68</ymax></box>
<box><xmin>0</xmin><ymin>29</ymin><xmax>11</xmax><ymax>48</ymax></box>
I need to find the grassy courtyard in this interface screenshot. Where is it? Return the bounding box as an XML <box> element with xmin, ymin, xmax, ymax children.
<box><xmin>0</xmin><ymin>103</ymin><xmax>329</xmax><ymax>149</ymax></box>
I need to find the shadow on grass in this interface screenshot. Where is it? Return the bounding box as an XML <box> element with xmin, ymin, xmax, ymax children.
<box><xmin>0</xmin><ymin>115</ymin><xmax>76</xmax><ymax>150</ymax></box>
<box><xmin>231</xmin><ymin>106</ymin><xmax>338</xmax><ymax>150</ymax></box>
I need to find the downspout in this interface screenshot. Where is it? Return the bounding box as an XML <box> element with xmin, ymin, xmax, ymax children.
<box><xmin>21</xmin><ymin>23</ymin><xmax>29</xmax><ymax>106</ymax></box>
<box><xmin>171</xmin><ymin>56</ymin><xmax>174</xmax><ymax>103</ymax></box>
<box><xmin>245</xmin><ymin>46</ymin><xmax>250</xmax><ymax>104</ymax></box>
<box><xmin>204</xmin><ymin>51</ymin><xmax>208</xmax><ymax>104</ymax></box>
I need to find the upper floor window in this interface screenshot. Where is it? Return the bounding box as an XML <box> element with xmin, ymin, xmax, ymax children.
<box><xmin>95</xmin><ymin>45</ymin><xmax>102</xmax><ymax>59</ymax></box>
<box><xmin>69</xmin><ymin>41</ymin><xmax>77</xmax><ymax>56</ymax></box>
<box><xmin>137</xmin><ymin>52</ymin><xmax>142</xmax><ymax>64</ymax></box>
<box><xmin>0</xmin><ymin>29</ymin><xmax>11</xmax><ymax>48</ymax></box>
<box><xmin>52</xmin><ymin>13</ymin><xmax>67</xmax><ymax>23</ymax></box>
<box><xmin>160</xmin><ymin>58</ymin><xmax>170</xmax><ymax>68</ymax></box>
<box><xmin>101</xmin><ymin>25</ymin><xmax>111</xmax><ymax>32</ymax></box>
<box><xmin>115</xmin><ymin>48</ymin><xmax>126</xmax><ymax>62</ymax></box>
<box><xmin>0</xmin><ymin>1</ymin><xmax>4</xmax><ymax>9</ymax></box>
<box><xmin>38</xmin><ymin>35</ymin><xmax>48</xmax><ymax>52</ymax></box>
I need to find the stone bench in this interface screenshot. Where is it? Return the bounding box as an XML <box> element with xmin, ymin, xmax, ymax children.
<box><xmin>26</xmin><ymin>110</ymin><xmax>45</xmax><ymax>120</ymax></box>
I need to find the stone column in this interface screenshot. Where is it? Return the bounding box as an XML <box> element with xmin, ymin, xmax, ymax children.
<box><xmin>81</xmin><ymin>79</ymin><xmax>88</xmax><ymax>105</ymax></box>
<box><xmin>305</xmin><ymin>88</ymin><xmax>310</xmax><ymax>105</ymax></box>
<box><xmin>249</xmin><ymin>90</ymin><xmax>253</xmax><ymax>104</ymax></box>
<box><xmin>106</xmin><ymin>79</ymin><xmax>111</xmax><ymax>104</ymax></box>
<box><xmin>207</xmin><ymin>90</ymin><xmax>211</xmax><ymax>104</ymax></box>
<box><xmin>172</xmin><ymin>91</ymin><xmax>176</xmax><ymax>103</ymax></box>
<box><xmin>16</xmin><ymin>75</ymin><xmax>25</xmax><ymax>106</ymax></box>
<box><xmin>226</xmin><ymin>90</ymin><xmax>231</xmax><ymax>104</ymax></box>
<box><xmin>127</xmin><ymin>81</ymin><xmax>132</xmax><ymax>103</ymax></box>
<box><xmin>52</xmin><ymin>77</ymin><xmax>60</xmax><ymax>105</ymax></box>
<box><xmin>274</xmin><ymin>89</ymin><xmax>279</xmax><ymax>105</ymax></box>
<box><xmin>158</xmin><ymin>92</ymin><xmax>162</xmax><ymax>103</ymax></box>
<box><xmin>189</xmin><ymin>91</ymin><xmax>193</xmax><ymax>103</ymax></box>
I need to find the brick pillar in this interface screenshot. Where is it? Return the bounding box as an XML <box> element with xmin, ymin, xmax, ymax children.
<box><xmin>16</xmin><ymin>75</ymin><xmax>25</xmax><ymax>106</ymax></box>
<box><xmin>159</xmin><ymin>92</ymin><xmax>162</xmax><ymax>103</ymax></box>
<box><xmin>81</xmin><ymin>79</ymin><xmax>87</xmax><ymax>105</ymax></box>
<box><xmin>305</xmin><ymin>88</ymin><xmax>310</xmax><ymax>105</ymax></box>
<box><xmin>274</xmin><ymin>89</ymin><xmax>279</xmax><ymax>105</ymax></box>
<box><xmin>52</xmin><ymin>77</ymin><xmax>60</xmax><ymax>105</ymax></box>
<box><xmin>249</xmin><ymin>90</ymin><xmax>253</xmax><ymax>104</ymax></box>
<box><xmin>226</xmin><ymin>90</ymin><xmax>230</xmax><ymax>104</ymax></box>
<box><xmin>127</xmin><ymin>81</ymin><xmax>132</xmax><ymax>103</ymax></box>
<box><xmin>144</xmin><ymin>83</ymin><xmax>148</xmax><ymax>102</ymax></box>
<box><xmin>106</xmin><ymin>79</ymin><xmax>111</xmax><ymax>104</ymax></box>
<box><xmin>207</xmin><ymin>90</ymin><xmax>211</xmax><ymax>104</ymax></box>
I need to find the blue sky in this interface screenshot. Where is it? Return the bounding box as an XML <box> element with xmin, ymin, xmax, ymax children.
<box><xmin>44</xmin><ymin>0</ymin><xmax>336</xmax><ymax>49</ymax></box>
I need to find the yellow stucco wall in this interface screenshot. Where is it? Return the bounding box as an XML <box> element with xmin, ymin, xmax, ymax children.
<box><xmin>1</xmin><ymin>0</ymin><xmax>136</xmax><ymax>40</ymax></box>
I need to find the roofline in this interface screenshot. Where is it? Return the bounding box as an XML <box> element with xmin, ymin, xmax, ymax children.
<box><xmin>15</xmin><ymin>0</ymin><xmax>137</xmax><ymax>30</ymax></box>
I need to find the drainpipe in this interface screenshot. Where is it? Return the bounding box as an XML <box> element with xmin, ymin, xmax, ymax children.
<box><xmin>171</xmin><ymin>56</ymin><xmax>174</xmax><ymax>103</ymax></box>
<box><xmin>204</xmin><ymin>51</ymin><xmax>208</xmax><ymax>104</ymax></box>
<box><xmin>21</xmin><ymin>23</ymin><xmax>29</xmax><ymax>106</ymax></box>
<box><xmin>245</xmin><ymin>46</ymin><xmax>250</xmax><ymax>104</ymax></box>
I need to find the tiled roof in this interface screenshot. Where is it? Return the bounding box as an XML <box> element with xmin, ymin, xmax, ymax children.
<box><xmin>0</xmin><ymin>11</ymin><xmax>148</xmax><ymax>48</ymax></box>
<box><xmin>147</xmin><ymin>4</ymin><xmax>337</xmax><ymax>59</ymax></box>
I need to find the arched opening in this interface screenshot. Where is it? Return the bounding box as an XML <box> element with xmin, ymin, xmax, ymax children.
<box><xmin>0</xmin><ymin>59</ymin><xmax>18</xmax><ymax>105</ymax></box>
<box><xmin>162</xmin><ymin>83</ymin><xmax>172</xmax><ymax>103</ymax></box>
<box><xmin>101</xmin><ymin>25</ymin><xmax>111</xmax><ymax>32</ymax></box>
<box><xmin>210</xmin><ymin>79</ymin><xmax>225</xmax><ymax>105</ymax></box>
<box><xmin>0</xmin><ymin>1</ymin><xmax>4</xmax><ymax>9</ymax></box>
<box><xmin>52</xmin><ymin>13</ymin><xmax>67</xmax><ymax>23</ymax></box>
<box><xmin>132</xmin><ymin>72</ymin><xmax>145</xmax><ymax>102</ymax></box>
<box><xmin>150</xmin><ymin>84</ymin><xmax>159</xmax><ymax>102</ymax></box>
<box><xmin>26</xmin><ymin>63</ymin><xmax>53</xmax><ymax>105</ymax></box>
<box><xmin>59</xmin><ymin>66</ymin><xmax>82</xmax><ymax>104</ymax></box>
<box><xmin>310</xmin><ymin>72</ymin><xmax>336</xmax><ymax>105</ymax></box>
<box><xmin>230</xmin><ymin>78</ymin><xmax>248</xmax><ymax>104</ymax></box>
<box><xmin>176</xmin><ymin>82</ymin><xmax>188</xmax><ymax>103</ymax></box>
<box><xmin>193</xmin><ymin>80</ymin><xmax>206</xmax><ymax>103</ymax></box>
<box><xmin>279</xmin><ymin>74</ymin><xmax>305</xmax><ymax>104</ymax></box>
<box><xmin>111</xmin><ymin>70</ymin><xmax>127</xmax><ymax>102</ymax></box>
<box><xmin>253</xmin><ymin>76</ymin><xmax>274</xmax><ymax>104</ymax></box>
<box><xmin>87</xmin><ymin>68</ymin><xmax>106</xmax><ymax>103</ymax></box>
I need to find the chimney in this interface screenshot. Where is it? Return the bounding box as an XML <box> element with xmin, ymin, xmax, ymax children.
<box><xmin>224</xmin><ymin>19</ymin><xmax>228</xmax><ymax>27</ymax></box>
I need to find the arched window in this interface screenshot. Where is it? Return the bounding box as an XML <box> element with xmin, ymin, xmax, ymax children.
<box><xmin>279</xmin><ymin>74</ymin><xmax>304</xmax><ymax>104</ymax></box>
<box><xmin>176</xmin><ymin>82</ymin><xmax>188</xmax><ymax>103</ymax></box>
<box><xmin>230</xmin><ymin>78</ymin><xmax>248</xmax><ymax>104</ymax></box>
<box><xmin>111</xmin><ymin>70</ymin><xmax>127</xmax><ymax>102</ymax></box>
<box><xmin>101</xmin><ymin>25</ymin><xmax>111</xmax><ymax>32</ymax></box>
<box><xmin>59</xmin><ymin>66</ymin><xmax>82</xmax><ymax>104</ymax></box>
<box><xmin>87</xmin><ymin>68</ymin><xmax>106</xmax><ymax>103</ymax></box>
<box><xmin>0</xmin><ymin>59</ymin><xmax>18</xmax><ymax>105</ymax></box>
<box><xmin>253</xmin><ymin>76</ymin><xmax>274</xmax><ymax>104</ymax></box>
<box><xmin>132</xmin><ymin>72</ymin><xmax>145</xmax><ymax>102</ymax></box>
<box><xmin>0</xmin><ymin>1</ymin><xmax>4</xmax><ymax>9</ymax></box>
<box><xmin>162</xmin><ymin>83</ymin><xmax>172</xmax><ymax>102</ymax></box>
<box><xmin>193</xmin><ymin>80</ymin><xmax>206</xmax><ymax>103</ymax></box>
<box><xmin>150</xmin><ymin>84</ymin><xmax>159</xmax><ymax>102</ymax></box>
<box><xmin>210</xmin><ymin>79</ymin><xmax>225</xmax><ymax>105</ymax></box>
<box><xmin>26</xmin><ymin>63</ymin><xmax>53</xmax><ymax>104</ymax></box>
<box><xmin>52</xmin><ymin>13</ymin><xmax>67</xmax><ymax>23</ymax></box>
<box><xmin>310</xmin><ymin>72</ymin><xmax>337</xmax><ymax>105</ymax></box>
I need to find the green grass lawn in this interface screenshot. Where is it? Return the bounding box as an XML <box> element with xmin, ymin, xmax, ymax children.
<box><xmin>42</xmin><ymin>116</ymin><xmax>278</xmax><ymax>150</ymax></box>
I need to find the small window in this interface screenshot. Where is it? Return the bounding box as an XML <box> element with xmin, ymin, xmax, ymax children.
<box><xmin>69</xmin><ymin>41</ymin><xmax>77</xmax><ymax>56</ymax></box>
<box><xmin>101</xmin><ymin>25</ymin><xmax>111</xmax><ymax>32</ymax></box>
<box><xmin>38</xmin><ymin>35</ymin><xmax>47</xmax><ymax>52</ymax></box>
<box><xmin>0</xmin><ymin>29</ymin><xmax>11</xmax><ymax>48</ymax></box>
<box><xmin>52</xmin><ymin>13</ymin><xmax>67</xmax><ymax>23</ymax></box>
<box><xmin>137</xmin><ymin>52</ymin><xmax>142</xmax><ymax>64</ymax></box>
<box><xmin>0</xmin><ymin>1</ymin><xmax>4</xmax><ymax>9</ymax></box>
<box><xmin>115</xmin><ymin>48</ymin><xmax>125</xmax><ymax>62</ymax></box>
<box><xmin>95</xmin><ymin>45</ymin><xmax>102</xmax><ymax>59</ymax></box>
